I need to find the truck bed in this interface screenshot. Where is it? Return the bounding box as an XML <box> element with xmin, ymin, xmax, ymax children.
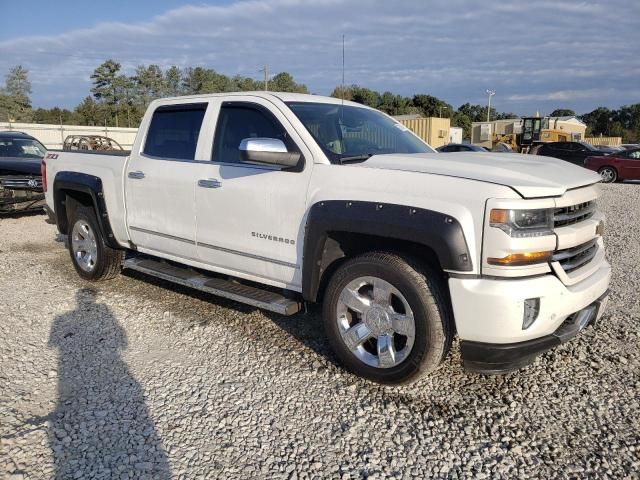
<box><xmin>44</xmin><ymin>149</ymin><xmax>130</xmax><ymax>247</ymax></box>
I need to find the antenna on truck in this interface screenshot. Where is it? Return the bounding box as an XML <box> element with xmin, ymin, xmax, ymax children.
<box><xmin>341</xmin><ymin>34</ymin><xmax>345</xmax><ymax>106</ymax></box>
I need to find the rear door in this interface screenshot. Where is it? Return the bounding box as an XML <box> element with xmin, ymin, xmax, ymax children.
<box><xmin>551</xmin><ymin>142</ymin><xmax>580</xmax><ymax>163</ymax></box>
<box><xmin>124</xmin><ymin>102</ymin><xmax>208</xmax><ymax>259</ymax></box>
<box><xmin>193</xmin><ymin>97</ymin><xmax>314</xmax><ymax>289</ymax></box>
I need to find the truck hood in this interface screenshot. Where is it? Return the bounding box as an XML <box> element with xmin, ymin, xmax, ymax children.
<box><xmin>354</xmin><ymin>152</ymin><xmax>601</xmax><ymax>198</ymax></box>
<box><xmin>0</xmin><ymin>157</ymin><xmax>42</xmax><ymax>176</ymax></box>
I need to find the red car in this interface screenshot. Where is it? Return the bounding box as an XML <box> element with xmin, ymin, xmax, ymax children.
<box><xmin>584</xmin><ymin>148</ymin><xmax>640</xmax><ymax>183</ymax></box>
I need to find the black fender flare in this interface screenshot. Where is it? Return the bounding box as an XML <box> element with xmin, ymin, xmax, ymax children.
<box><xmin>53</xmin><ymin>171</ymin><xmax>120</xmax><ymax>249</ymax></box>
<box><xmin>302</xmin><ymin>200</ymin><xmax>473</xmax><ymax>302</ymax></box>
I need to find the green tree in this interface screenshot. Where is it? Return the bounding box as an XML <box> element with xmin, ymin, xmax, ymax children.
<box><xmin>32</xmin><ymin>107</ymin><xmax>74</xmax><ymax>124</ymax></box>
<box><xmin>412</xmin><ymin>94</ymin><xmax>452</xmax><ymax>118</ymax></box>
<box><xmin>0</xmin><ymin>65</ymin><xmax>33</xmax><ymax>121</ymax></box>
<box><xmin>452</xmin><ymin>111</ymin><xmax>472</xmax><ymax>139</ymax></box>
<box><xmin>230</xmin><ymin>74</ymin><xmax>260</xmax><ymax>92</ymax></box>
<box><xmin>133</xmin><ymin>64</ymin><xmax>164</xmax><ymax>108</ymax></box>
<box><xmin>182</xmin><ymin>67</ymin><xmax>208</xmax><ymax>94</ymax></box>
<box><xmin>90</xmin><ymin>60</ymin><xmax>121</xmax><ymax>105</ymax></box>
<box><xmin>581</xmin><ymin>107</ymin><xmax>612</xmax><ymax>136</ymax></box>
<box><xmin>164</xmin><ymin>66</ymin><xmax>183</xmax><ymax>96</ymax></box>
<box><xmin>457</xmin><ymin>103</ymin><xmax>495</xmax><ymax>122</ymax></box>
<box><xmin>74</xmin><ymin>96</ymin><xmax>101</xmax><ymax>126</ymax></box>
<box><xmin>269</xmin><ymin>72</ymin><xmax>308</xmax><ymax>93</ymax></box>
<box><xmin>550</xmin><ymin>108</ymin><xmax>576</xmax><ymax>117</ymax></box>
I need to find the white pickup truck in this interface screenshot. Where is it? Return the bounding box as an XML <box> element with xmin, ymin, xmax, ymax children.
<box><xmin>43</xmin><ymin>92</ymin><xmax>611</xmax><ymax>384</ymax></box>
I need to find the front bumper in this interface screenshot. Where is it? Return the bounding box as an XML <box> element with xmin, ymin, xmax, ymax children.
<box><xmin>460</xmin><ymin>291</ymin><xmax>609</xmax><ymax>373</ymax></box>
<box><xmin>449</xmin><ymin>257</ymin><xmax>611</xmax><ymax>373</ymax></box>
<box><xmin>0</xmin><ymin>192</ymin><xmax>46</xmax><ymax>213</ymax></box>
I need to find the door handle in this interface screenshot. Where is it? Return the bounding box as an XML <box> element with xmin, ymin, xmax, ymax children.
<box><xmin>128</xmin><ymin>171</ymin><xmax>145</xmax><ymax>180</ymax></box>
<box><xmin>198</xmin><ymin>178</ymin><xmax>222</xmax><ymax>188</ymax></box>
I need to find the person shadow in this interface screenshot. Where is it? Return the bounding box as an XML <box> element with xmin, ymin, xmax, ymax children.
<box><xmin>47</xmin><ymin>289</ymin><xmax>171</xmax><ymax>479</ymax></box>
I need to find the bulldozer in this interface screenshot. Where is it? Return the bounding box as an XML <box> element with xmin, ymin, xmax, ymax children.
<box><xmin>492</xmin><ymin>117</ymin><xmax>572</xmax><ymax>153</ymax></box>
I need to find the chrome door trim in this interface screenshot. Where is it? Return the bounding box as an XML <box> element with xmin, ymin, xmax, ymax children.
<box><xmin>198</xmin><ymin>241</ymin><xmax>299</xmax><ymax>269</ymax></box>
<box><xmin>129</xmin><ymin>226</ymin><xmax>298</xmax><ymax>269</ymax></box>
<box><xmin>129</xmin><ymin>226</ymin><xmax>195</xmax><ymax>244</ymax></box>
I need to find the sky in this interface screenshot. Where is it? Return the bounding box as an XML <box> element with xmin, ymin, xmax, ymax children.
<box><xmin>1</xmin><ymin>0</ymin><xmax>638</xmax><ymax>116</ymax></box>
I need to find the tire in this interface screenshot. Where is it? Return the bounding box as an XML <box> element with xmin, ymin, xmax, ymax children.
<box><xmin>598</xmin><ymin>166</ymin><xmax>617</xmax><ymax>183</ymax></box>
<box><xmin>67</xmin><ymin>204</ymin><xmax>123</xmax><ymax>281</ymax></box>
<box><xmin>322</xmin><ymin>251</ymin><xmax>452</xmax><ymax>385</ymax></box>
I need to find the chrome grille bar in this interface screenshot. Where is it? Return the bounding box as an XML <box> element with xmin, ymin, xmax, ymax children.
<box><xmin>552</xmin><ymin>239</ymin><xmax>598</xmax><ymax>273</ymax></box>
<box><xmin>0</xmin><ymin>176</ymin><xmax>43</xmax><ymax>189</ymax></box>
<box><xmin>554</xmin><ymin>201</ymin><xmax>595</xmax><ymax>227</ymax></box>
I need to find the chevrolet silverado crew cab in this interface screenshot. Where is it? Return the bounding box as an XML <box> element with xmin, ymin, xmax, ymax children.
<box><xmin>43</xmin><ymin>92</ymin><xmax>611</xmax><ymax>384</ymax></box>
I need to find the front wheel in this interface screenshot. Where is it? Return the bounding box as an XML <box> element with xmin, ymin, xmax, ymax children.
<box><xmin>67</xmin><ymin>204</ymin><xmax>124</xmax><ymax>281</ymax></box>
<box><xmin>598</xmin><ymin>166</ymin><xmax>617</xmax><ymax>183</ymax></box>
<box><xmin>323</xmin><ymin>252</ymin><xmax>452</xmax><ymax>385</ymax></box>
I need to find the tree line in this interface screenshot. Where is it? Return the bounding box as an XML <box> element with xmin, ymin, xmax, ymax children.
<box><xmin>0</xmin><ymin>61</ymin><xmax>638</xmax><ymax>142</ymax></box>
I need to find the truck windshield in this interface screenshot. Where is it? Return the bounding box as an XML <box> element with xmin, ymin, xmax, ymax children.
<box><xmin>286</xmin><ymin>102</ymin><xmax>434</xmax><ymax>163</ymax></box>
<box><xmin>0</xmin><ymin>138</ymin><xmax>47</xmax><ymax>159</ymax></box>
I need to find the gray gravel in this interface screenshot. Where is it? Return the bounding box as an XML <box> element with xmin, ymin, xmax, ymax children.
<box><xmin>1</xmin><ymin>184</ymin><xmax>639</xmax><ymax>479</ymax></box>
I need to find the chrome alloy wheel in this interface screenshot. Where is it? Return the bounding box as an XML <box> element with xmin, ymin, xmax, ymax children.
<box><xmin>336</xmin><ymin>276</ymin><xmax>415</xmax><ymax>369</ymax></box>
<box><xmin>599</xmin><ymin>167</ymin><xmax>616</xmax><ymax>183</ymax></box>
<box><xmin>71</xmin><ymin>220</ymin><xmax>98</xmax><ymax>273</ymax></box>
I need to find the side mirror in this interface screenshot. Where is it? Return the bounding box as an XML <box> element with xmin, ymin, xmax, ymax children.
<box><xmin>239</xmin><ymin>138</ymin><xmax>301</xmax><ymax>168</ymax></box>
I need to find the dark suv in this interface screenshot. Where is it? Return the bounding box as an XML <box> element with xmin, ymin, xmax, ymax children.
<box><xmin>535</xmin><ymin>141</ymin><xmax>607</xmax><ymax>166</ymax></box>
<box><xmin>0</xmin><ymin>131</ymin><xmax>47</xmax><ymax>213</ymax></box>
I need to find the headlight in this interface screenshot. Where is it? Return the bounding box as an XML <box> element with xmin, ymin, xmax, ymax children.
<box><xmin>489</xmin><ymin>208</ymin><xmax>553</xmax><ymax>238</ymax></box>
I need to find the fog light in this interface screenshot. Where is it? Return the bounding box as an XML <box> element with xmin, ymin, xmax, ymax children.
<box><xmin>523</xmin><ymin>298</ymin><xmax>540</xmax><ymax>330</ymax></box>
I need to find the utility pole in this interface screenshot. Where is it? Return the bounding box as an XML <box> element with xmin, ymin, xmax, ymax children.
<box><xmin>486</xmin><ymin>89</ymin><xmax>495</xmax><ymax>122</ymax></box>
<box><xmin>261</xmin><ymin>65</ymin><xmax>269</xmax><ymax>91</ymax></box>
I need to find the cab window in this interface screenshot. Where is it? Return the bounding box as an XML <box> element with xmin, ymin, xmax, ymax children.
<box><xmin>212</xmin><ymin>104</ymin><xmax>291</xmax><ymax>164</ymax></box>
<box><xmin>143</xmin><ymin>103</ymin><xmax>207</xmax><ymax>160</ymax></box>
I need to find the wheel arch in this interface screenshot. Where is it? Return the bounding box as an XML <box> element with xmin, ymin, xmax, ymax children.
<box><xmin>302</xmin><ymin>200</ymin><xmax>472</xmax><ymax>302</ymax></box>
<box><xmin>53</xmin><ymin>171</ymin><xmax>120</xmax><ymax>249</ymax></box>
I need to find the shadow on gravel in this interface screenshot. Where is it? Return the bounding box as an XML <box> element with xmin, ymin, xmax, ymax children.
<box><xmin>47</xmin><ymin>289</ymin><xmax>171</xmax><ymax>479</ymax></box>
<box><xmin>122</xmin><ymin>269</ymin><xmax>341</xmax><ymax>367</ymax></box>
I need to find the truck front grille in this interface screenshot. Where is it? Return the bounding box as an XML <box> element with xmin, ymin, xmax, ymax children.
<box><xmin>552</xmin><ymin>239</ymin><xmax>598</xmax><ymax>273</ymax></box>
<box><xmin>554</xmin><ymin>201</ymin><xmax>595</xmax><ymax>227</ymax></box>
<box><xmin>0</xmin><ymin>176</ymin><xmax>43</xmax><ymax>190</ymax></box>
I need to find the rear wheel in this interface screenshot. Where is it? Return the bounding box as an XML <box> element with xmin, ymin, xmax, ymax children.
<box><xmin>67</xmin><ymin>204</ymin><xmax>123</xmax><ymax>281</ymax></box>
<box><xmin>598</xmin><ymin>166</ymin><xmax>617</xmax><ymax>183</ymax></box>
<box><xmin>323</xmin><ymin>252</ymin><xmax>452</xmax><ymax>385</ymax></box>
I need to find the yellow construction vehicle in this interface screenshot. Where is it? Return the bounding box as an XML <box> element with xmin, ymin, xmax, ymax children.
<box><xmin>492</xmin><ymin>117</ymin><xmax>572</xmax><ymax>153</ymax></box>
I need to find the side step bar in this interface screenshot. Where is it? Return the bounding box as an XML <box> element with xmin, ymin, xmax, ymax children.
<box><xmin>123</xmin><ymin>257</ymin><xmax>301</xmax><ymax>316</ymax></box>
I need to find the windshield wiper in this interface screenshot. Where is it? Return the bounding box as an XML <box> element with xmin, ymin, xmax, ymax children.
<box><xmin>338</xmin><ymin>153</ymin><xmax>373</xmax><ymax>164</ymax></box>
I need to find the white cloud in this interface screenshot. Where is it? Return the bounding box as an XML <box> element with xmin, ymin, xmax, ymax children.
<box><xmin>1</xmin><ymin>0</ymin><xmax>638</xmax><ymax>114</ymax></box>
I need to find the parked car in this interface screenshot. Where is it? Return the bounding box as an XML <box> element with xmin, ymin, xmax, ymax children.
<box><xmin>535</xmin><ymin>141</ymin><xmax>608</xmax><ymax>166</ymax></box>
<box><xmin>437</xmin><ymin>143</ymin><xmax>488</xmax><ymax>153</ymax></box>
<box><xmin>620</xmin><ymin>144</ymin><xmax>640</xmax><ymax>151</ymax></box>
<box><xmin>584</xmin><ymin>148</ymin><xmax>640</xmax><ymax>183</ymax></box>
<box><xmin>0</xmin><ymin>131</ymin><xmax>47</xmax><ymax>214</ymax></box>
<box><xmin>44</xmin><ymin>92</ymin><xmax>610</xmax><ymax>384</ymax></box>
<box><xmin>594</xmin><ymin>145</ymin><xmax>624</xmax><ymax>154</ymax></box>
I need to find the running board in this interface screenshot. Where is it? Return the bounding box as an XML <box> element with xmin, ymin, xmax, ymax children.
<box><xmin>123</xmin><ymin>257</ymin><xmax>301</xmax><ymax>316</ymax></box>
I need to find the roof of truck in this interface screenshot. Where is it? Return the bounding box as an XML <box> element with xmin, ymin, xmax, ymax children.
<box><xmin>157</xmin><ymin>91</ymin><xmax>367</xmax><ymax>108</ymax></box>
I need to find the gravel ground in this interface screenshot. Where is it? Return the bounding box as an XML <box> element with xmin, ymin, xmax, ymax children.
<box><xmin>1</xmin><ymin>184</ymin><xmax>639</xmax><ymax>480</ymax></box>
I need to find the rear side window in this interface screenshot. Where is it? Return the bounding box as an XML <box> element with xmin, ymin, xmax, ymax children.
<box><xmin>143</xmin><ymin>103</ymin><xmax>207</xmax><ymax>160</ymax></box>
<box><xmin>212</xmin><ymin>104</ymin><xmax>290</xmax><ymax>164</ymax></box>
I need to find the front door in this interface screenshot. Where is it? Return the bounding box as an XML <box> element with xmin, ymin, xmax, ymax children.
<box><xmin>622</xmin><ymin>150</ymin><xmax>640</xmax><ymax>179</ymax></box>
<box><xmin>125</xmin><ymin>102</ymin><xmax>208</xmax><ymax>260</ymax></box>
<box><xmin>194</xmin><ymin>98</ymin><xmax>313</xmax><ymax>289</ymax></box>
